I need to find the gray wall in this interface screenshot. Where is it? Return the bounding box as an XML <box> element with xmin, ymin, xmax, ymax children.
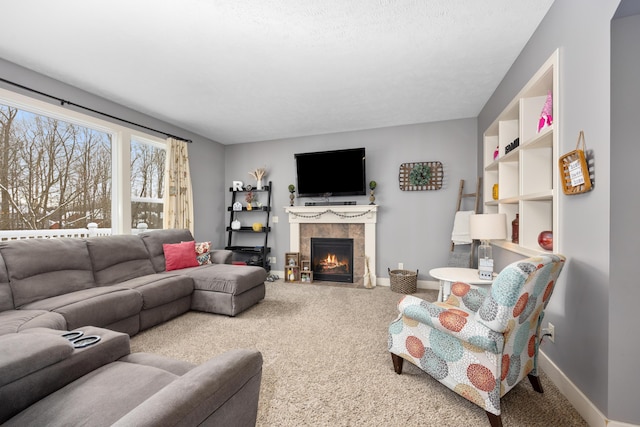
<box><xmin>4</xmin><ymin>1</ymin><xmax>637</xmax><ymax>421</ymax></box>
<box><xmin>479</xmin><ymin>0</ymin><xmax>638</xmax><ymax>423</ymax></box>
<box><xmin>224</xmin><ymin>118</ymin><xmax>478</xmax><ymax>276</ymax></box>
<box><xmin>0</xmin><ymin>58</ymin><xmax>226</xmax><ymax>245</ymax></box>
<box><xmin>610</xmin><ymin>10</ymin><xmax>640</xmax><ymax>424</ymax></box>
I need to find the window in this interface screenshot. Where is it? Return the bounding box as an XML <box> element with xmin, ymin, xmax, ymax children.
<box><xmin>131</xmin><ymin>138</ymin><xmax>166</xmax><ymax>229</ymax></box>
<box><xmin>0</xmin><ymin>88</ymin><xmax>166</xmax><ymax>234</ymax></box>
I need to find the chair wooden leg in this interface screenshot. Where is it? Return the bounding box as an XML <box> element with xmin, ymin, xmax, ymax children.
<box><xmin>528</xmin><ymin>374</ymin><xmax>544</xmax><ymax>393</ymax></box>
<box><xmin>391</xmin><ymin>353</ymin><xmax>404</xmax><ymax>374</ymax></box>
<box><xmin>486</xmin><ymin>411</ymin><xmax>503</xmax><ymax>427</ymax></box>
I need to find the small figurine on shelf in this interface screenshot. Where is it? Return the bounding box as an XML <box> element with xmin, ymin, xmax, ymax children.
<box><xmin>288</xmin><ymin>184</ymin><xmax>296</xmax><ymax>206</ymax></box>
<box><xmin>369</xmin><ymin>180</ymin><xmax>377</xmax><ymax>205</ymax></box>
<box><xmin>538</xmin><ymin>91</ymin><xmax>553</xmax><ymax>133</ymax></box>
<box><xmin>245</xmin><ymin>191</ymin><xmax>256</xmax><ymax>210</ymax></box>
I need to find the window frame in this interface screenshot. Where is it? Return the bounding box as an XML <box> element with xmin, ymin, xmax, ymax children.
<box><xmin>0</xmin><ymin>87</ymin><xmax>166</xmax><ymax>234</ymax></box>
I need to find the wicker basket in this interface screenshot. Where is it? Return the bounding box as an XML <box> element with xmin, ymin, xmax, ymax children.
<box><xmin>388</xmin><ymin>268</ymin><xmax>418</xmax><ymax>294</ymax></box>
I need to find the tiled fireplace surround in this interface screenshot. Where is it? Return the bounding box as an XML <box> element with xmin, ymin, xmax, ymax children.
<box><xmin>285</xmin><ymin>205</ymin><xmax>378</xmax><ymax>287</ymax></box>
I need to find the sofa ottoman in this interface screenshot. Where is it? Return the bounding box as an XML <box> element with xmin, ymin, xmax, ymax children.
<box><xmin>180</xmin><ymin>264</ymin><xmax>267</xmax><ymax>316</ymax></box>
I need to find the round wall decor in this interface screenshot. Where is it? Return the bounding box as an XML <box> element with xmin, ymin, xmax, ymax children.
<box><xmin>399</xmin><ymin>161</ymin><xmax>443</xmax><ymax>191</ymax></box>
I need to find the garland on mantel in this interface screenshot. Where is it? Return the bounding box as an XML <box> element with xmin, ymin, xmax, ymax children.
<box><xmin>291</xmin><ymin>209</ymin><xmax>375</xmax><ymax>220</ymax></box>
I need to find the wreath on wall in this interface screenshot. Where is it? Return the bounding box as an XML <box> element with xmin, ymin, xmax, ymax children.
<box><xmin>398</xmin><ymin>161</ymin><xmax>443</xmax><ymax>191</ymax></box>
<box><xmin>409</xmin><ymin>163</ymin><xmax>431</xmax><ymax>186</ymax></box>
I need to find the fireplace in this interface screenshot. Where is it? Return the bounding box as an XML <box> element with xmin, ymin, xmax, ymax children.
<box><xmin>311</xmin><ymin>238</ymin><xmax>354</xmax><ymax>283</ymax></box>
<box><xmin>285</xmin><ymin>205</ymin><xmax>378</xmax><ymax>288</ymax></box>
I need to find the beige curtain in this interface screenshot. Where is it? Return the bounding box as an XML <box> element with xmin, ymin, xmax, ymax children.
<box><xmin>163</xmin><ymin>138</ymin><xmax>194</xmax><ymax>234</ymax></box>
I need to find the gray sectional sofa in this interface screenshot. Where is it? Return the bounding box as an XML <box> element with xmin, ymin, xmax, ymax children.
<box><xmin>0</xmin><ymin>326</ymin><xmax>263</xmax><ymax>426</ymax></box>
<box><xmin>0</xmin><ymin>228</ymin><xmax>267</xmax><ymax>336</ymax></box>
<box><xmin>0</xmin><ymin>228</ymin><xmax>267</xmax><ymax>425</ymax></box>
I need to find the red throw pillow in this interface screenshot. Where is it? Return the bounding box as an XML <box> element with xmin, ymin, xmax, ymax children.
<box><xmin>163</xmin><ymin>241</ymin><xmax>199</xmax><ymax>271</ymax></box>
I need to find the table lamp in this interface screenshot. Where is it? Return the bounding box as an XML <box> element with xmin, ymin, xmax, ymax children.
<box><xmin>469</xmin><ymin>213</ymin><xmax>507</xmax><ymax>279</ymax></box>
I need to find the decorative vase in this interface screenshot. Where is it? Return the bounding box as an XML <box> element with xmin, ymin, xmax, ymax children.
<box><xmin>492</xmin><ymin>184</ymin><xmax>499</xmax><ymax>200</ymax></box>
<box><xmin>231</xmin><ymin>219</ymin><xmax>241</xmax><ymax>230</ymax></box>
<box><xmin>369</xmin><ymin>189</ymin><xmax>375</xmax><ymax>205</ymax></box>
<box><xmin>256</xmin><ymin>179</ymin><xmax>263</xmax><ymax>190</ymax></box>
<box><xmin>538</xmin><ymin>230</ymin><xmax>553</xmax><ymax>251</ymax></box>
<box><xmin>246</xmin><ymin>203</ymin><xmax>252</xmax><ymax>211</ymax></box>
<box><xmin>289</xmin><ymin>193</ymin><xmax>295</xmax><ymax>206</ymax></box>
<box><xmin>511</xmin><ymin>214</ymin><xmax>519</xmax><ymax>244</ymax></box>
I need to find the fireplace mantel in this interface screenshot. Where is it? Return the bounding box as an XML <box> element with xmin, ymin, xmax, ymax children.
<box><xmin>285</xmin><ymin>205</ymin><xmax>378</xmax><ymax>287</ymax></box>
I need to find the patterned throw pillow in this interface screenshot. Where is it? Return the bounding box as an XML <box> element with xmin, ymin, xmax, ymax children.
<box><xmin>195</xmin><ymin>241</ymin><xmax>212</xmax><ymax>265</ymax></box>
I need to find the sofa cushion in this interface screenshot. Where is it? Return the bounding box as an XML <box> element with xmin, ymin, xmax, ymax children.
<box><xmin>163</xmin><ymin>241</ymin><xmax>199</xmax><ymax>271</ymax></box>
<box><xmin>0</xmin><ymin>310</ymin><xmax>66</xmax><ymax>335</ymax></box>
<box><xmin>86</xmin><ymin>235</ymin><xmax>156</xmax><ymax>285</ymax></box>
<box><xmin>0</xmin><ymin>333</ymin><xmax>73</xmax><ymax>387</ymax></box>
<box><xmin>3</xmin><ymin>362</ymin><xmax>179</xmax><ymax>427</ymax></box>
<box><xmin>176</xmin><ymin>264</ymin><xmax>267</xmax><ymax>295</ymax></box>
<box><xmin>116</xmin><ymin>274</ymin><xmax>194</xmax><ymax>309</ymax></box>
<box><xmin>140</xmin><ymin>229</ymin><xmax>195</xmax><ymax>272</ymax></box>
<box><xmin>0</xmin><ymin>238</ymin><xmax>95</xmax><ymax>308</ymax></box>
<box><xmin>21</xmin><ymin>287</ymin><xmax>142</xmax><ymax>331</ymax></box>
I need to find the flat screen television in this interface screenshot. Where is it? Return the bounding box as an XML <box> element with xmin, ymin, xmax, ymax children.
<box><xmin>295</xmin><ymin>148</ymin><xmax>366</xmax><ymax>198</ymax></box>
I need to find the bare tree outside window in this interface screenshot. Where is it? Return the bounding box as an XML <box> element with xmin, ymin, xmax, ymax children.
<box><xmin>0</xmin><ymin>104</ymin><xmax>112</xmax><ymax>230</ymax></box>
<box><xmin>131</xmin><ymin>139</ymin><xmax>166</xmax><ymax>229</ymax></box>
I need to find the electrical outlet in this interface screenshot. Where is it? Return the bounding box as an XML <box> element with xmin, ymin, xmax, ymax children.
<box><xmin>547</xmin><ymin>322</ymin><xmax>555</xmax><ymax>343</ymax></box>
<box><xmin>269</xmin><ymin>257</ymin><xmax>276</xmax><ymax>264</ymax></box>
<box><xmin>272</xmin><ymin>216</ymin><xmax>278</xmax><ymax>223</ymax></box>
<box><xmin>398</xmin><ymin>262</ymin><xmax>404</xmax><ymax>270</ymax></box>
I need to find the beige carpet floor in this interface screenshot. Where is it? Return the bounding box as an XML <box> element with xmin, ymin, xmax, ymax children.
<box><xmin>130</xmin><ymin>281</ymin><xmax>587</xmax><ymax>427</ymax></box>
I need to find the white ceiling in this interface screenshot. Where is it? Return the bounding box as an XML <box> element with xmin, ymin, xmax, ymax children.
<box><xmin>0</xmin><ymin>1</ymin><xmax>553</xmax><ymax>145</ymax></box>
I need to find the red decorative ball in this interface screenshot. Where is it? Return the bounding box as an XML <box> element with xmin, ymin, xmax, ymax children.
<box><xmin>538</xmin><ymin>231</ymin><xmax>553</xmax><ymax>251</ymax></box>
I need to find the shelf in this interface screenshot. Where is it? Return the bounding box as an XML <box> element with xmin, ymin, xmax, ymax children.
<box><xmin>492</xmin><ymin>241</ymin><xmax>547</xmax><ymax>258</ymax></box>
<box><xmin>482</xmin><ymin>50</ymin><xmax>559</xmax><ymax>256</ymax></box>
<box><xmin>225</xmin><ymin>245</ymin><xmax>271</xmax><ymax>253</ymax></box>
<box><xmin>498</xmin><ymin>148</ymin><xmax>520</xmax><ymax>163</ymax></box>
<box><xmin>520</xmin><ymin>190</ymin><xmax>553</xmax><ymax>201</ymax></box>
<box><xmin>226</xmin><ymin>181</ymin><xmax>272</xmax><ymax>270</ymax></box>
<box><xmin>522</xmin><ymin>125</ymin><xmax>553</xmax><ymax>149</ymax></box>
<box><xmin>485</xmin><ymin>161</ymin><xmax>498</xmax><ymax>172</ymax></box>
<box><xmin>497</xmin><ymin>197</ymin><xmax>520</xmax><ymax>204</ymax></box>
<box><xmin>227</xmin><ymin>206</ymin><xmax>270</xmax><ymax>212</ymax></box>
<box><xmin>226</xmin><ymin>226</ymin><xmax>271</xmax><ymax>232</ymax></box>
<box><xmin>228</xmin><ymin>185</ymin><xmax>271</xmax><ymax>192</ymax></box>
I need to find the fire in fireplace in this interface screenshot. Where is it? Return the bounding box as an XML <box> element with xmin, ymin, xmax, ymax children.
<box><xmin>311</xmin><ymin>238</ymin><xmax>354</xmax><ymax>283</ymax></box>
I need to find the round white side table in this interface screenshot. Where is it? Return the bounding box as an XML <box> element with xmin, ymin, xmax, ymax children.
<box><xmin>429</xmin><ymin>267</ymin><xmax>495</xmax><ymax>302</ymax></box>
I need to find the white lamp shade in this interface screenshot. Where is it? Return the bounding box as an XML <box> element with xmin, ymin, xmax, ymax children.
<box><xmin>469</xmin><ymin>213</ymin><xmax>507</xmax><ymax>241</ymax></box>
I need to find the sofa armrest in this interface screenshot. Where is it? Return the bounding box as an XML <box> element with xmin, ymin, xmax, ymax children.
<box><xmin>398</xmin><ymin>295</ymin><xmax>503</xmax><ymax>354</ymax></box>
<box><xmin>112</xmin><ymin>349</ymin><xmax>263</xmax><ymax>427</ymax></box>
<box><xmin>210</xmin><ymin>249</ymin><xmax>232</xmax><ymax>264</ymax></box>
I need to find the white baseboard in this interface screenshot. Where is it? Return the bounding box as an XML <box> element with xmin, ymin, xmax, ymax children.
<box><xmin>539</xmin><ymin>351</ymin><xmax>638</xmax><ymax>427</ymax></box>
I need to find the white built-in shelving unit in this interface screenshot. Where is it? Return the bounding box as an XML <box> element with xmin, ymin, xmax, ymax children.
<box><xmin>483</xmin><ymin>49</ymin><xmax>560</xmax><ymax>256</ymax></box>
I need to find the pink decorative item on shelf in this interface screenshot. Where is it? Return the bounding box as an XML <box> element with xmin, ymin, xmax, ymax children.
<box><xmin>493</xmin><ymin>146</ymin><xmax>499</xmax><ymax>160</ymax></box>
<box><xmin>538</xmin><ymin>230</ymin><xmax>553</xmax><ymax>251</ymax></box>
<box><xmin>538</xmin><ymin>91</ymin><xmax>553</xmax><ymax>133</ymax></box>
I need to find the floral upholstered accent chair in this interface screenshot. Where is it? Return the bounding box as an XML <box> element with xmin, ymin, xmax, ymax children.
<box><xmin>388</xmin><ymin>254</ymin><xmax>566</xmax><ymax>427</ymax></box>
